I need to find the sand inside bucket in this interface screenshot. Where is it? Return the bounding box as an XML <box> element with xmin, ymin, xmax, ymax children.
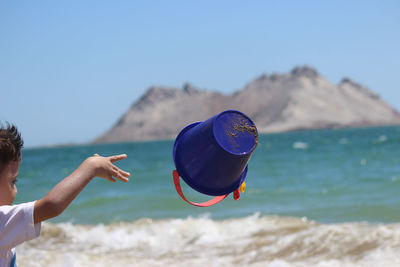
<box><xmin>225</xmin><ymin>116</ymin><xmax>258</xmax><ymax>148</ymax></box>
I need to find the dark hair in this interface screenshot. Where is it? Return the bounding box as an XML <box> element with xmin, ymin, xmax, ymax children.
<box><xmin>0</xmin><ymin>122</ymin><xmax>24</xmax><ymax>168</ymax></box>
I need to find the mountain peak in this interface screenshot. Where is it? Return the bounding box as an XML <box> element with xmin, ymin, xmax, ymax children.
<box><xmin>339</xmin><ymin>77</ymin><xmax>380</xmax><ymax>100</ymax></box>
<box><xmin>339</xmin><ymin>77</ymin><xmax>362</xmax><ymax>88</ymax></box>
<box><xmin>94</xmin><ymin>66</ymin><xmax>400</xmax><ymax>144</ymax></box>
<box><xmin>290</xmin><ymin>66</ymin><xmax>319</xmax><ymax>79</ymax></box>
<box><xmin>182</xmin><ymin>83</ymin><xmax>199</xmax><ymax>94</ymax></box>
<box><xmin>142</xmin><ymin>86</ymin><xmax>176</xmax><ymax>100</ymax></box>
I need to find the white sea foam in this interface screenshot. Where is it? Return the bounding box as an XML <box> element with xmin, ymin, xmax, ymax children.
<box><xmin>378</xmin><ymin>135</ymin><xmax>388</xmax><ymax>142</ymax></box>
<box><xmin>292</xmin><ymin>142</ymin><xmax>308</xmax><ymax>150</ymax></box>
<box><xmin>17</xmin><ymin>214</ymin><xmax>400</xmax><ymax>266</ymax></box>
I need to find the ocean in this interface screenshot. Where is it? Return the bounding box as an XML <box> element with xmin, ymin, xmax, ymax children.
<box><xmin>15</xmin><ymin>126</ymin><xmax>400</xmax><ymax>266</ymax></box>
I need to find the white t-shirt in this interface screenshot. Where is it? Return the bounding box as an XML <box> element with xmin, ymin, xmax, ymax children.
<box><xmin>0</xmin><ymin>201</ymin><xmax>41</xmax><ymax>267</ymax></box>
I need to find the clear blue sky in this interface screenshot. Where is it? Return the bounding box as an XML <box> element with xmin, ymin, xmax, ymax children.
<box><xmin>1</xmin><ymin>1</ymin><xmax>399</xmax><ymax>147</ymax></box>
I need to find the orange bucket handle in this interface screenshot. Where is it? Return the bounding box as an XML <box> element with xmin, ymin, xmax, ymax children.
<box><xmin>173</xmin><ymin>170</ymin><xmax>240</xmax><ymax>207</ymax></box>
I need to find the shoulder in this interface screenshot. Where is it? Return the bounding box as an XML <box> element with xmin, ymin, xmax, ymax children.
<box><xmin>0</xmin><ymin>202</ymin><xmax>36</xmax><ymax>223</ymax></box>
<box><xmin>0</xmin><ymin>202</ymin><xmax>35</xmax><ymax>214</ymax></box>
<box><xmin>0</xmin><ymin>201</ymin><xmax>41</xmax><ymax>250</ymax></box>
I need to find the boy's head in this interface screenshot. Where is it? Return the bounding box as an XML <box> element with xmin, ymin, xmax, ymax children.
<box><xmin>0</xmin><ymin>122</ymin><xmax>23</xmax><ymax>205</ymax></box>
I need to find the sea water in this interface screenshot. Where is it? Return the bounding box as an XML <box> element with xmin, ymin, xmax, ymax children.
<box><xmin>15</xmin><ymin>126</ymin><xmax>400</xmax><ymax>266</ymax></box>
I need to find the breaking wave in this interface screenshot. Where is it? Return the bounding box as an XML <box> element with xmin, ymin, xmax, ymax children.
<box><xmin>18</xmin><ymin>213</ymin><xmax>400</xmax><ymax>266</ymax></box>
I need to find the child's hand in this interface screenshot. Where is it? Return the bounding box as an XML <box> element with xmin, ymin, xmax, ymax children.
<box><xmin>86</xmin><ymin>154</ymin><xmax>130</xmax><ymax>182</ymax></box>
<box><xmin>34</xmin><ymin>153</ymin><xmax>131</xmax><ymax>223</ymax></box>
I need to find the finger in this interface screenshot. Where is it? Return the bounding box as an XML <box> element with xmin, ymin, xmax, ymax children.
<box><xmin>117</xmin><ymin>176</ymin><xmax>129</xmax><ymax>183</ymax></box>
<box><xmin>109</xmin><ymin>154</ymin><xmax>127</xmax><ymax>163</ymax></box>
<box><xmin>113</xmin><ymin>165</ymin><xmax>130</xmax><ymax>177</ymax></box>
<box><xmin>93</xmin><ymin>153</ymin><xmax>100</xmax><ymax>157</ymax></box>
<box><xmin>112</xmin><ymin>169</ymin><xmax>130</xmax><ymax>182</ymax></box>
<box><xmin>120</xmin><ymin>170</ymin><xmax>131</xmax><ymax>178</ymax></box>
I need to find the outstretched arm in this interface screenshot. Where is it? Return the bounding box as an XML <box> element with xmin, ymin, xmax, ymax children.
<box><xmin>33</xmin><ymin>154</ymin><xmax>130</xmax><ymax>224</ymax></box>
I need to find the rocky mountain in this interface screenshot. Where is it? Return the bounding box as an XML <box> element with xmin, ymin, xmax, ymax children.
<box><xmin>94</xmin><ymin>66</ymin><xmax>400</xmax><ymax>143</ymax></box>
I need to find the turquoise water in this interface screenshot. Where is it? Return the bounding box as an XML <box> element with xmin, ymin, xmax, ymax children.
<box><xmin>15</xmin><ymin>126</ymin><xmax>400</xmax><ymax>266</ymax></box>
<box><xmin>16</xmin><ymin>125</ymin><xmax>400</xmax><ymax>225</ymax></box>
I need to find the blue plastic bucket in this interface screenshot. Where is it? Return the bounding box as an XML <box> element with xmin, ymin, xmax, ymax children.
<box><xmin>173</xmin><ymin>110</ymin><xmax>258</xmax><ymax>196</ymax></box>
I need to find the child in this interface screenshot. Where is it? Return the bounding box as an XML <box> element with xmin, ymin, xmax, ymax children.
<box><xmin>0</xmin><ymin>123</ymin><xmax>131</xmax><ymax>266</ymax></box>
